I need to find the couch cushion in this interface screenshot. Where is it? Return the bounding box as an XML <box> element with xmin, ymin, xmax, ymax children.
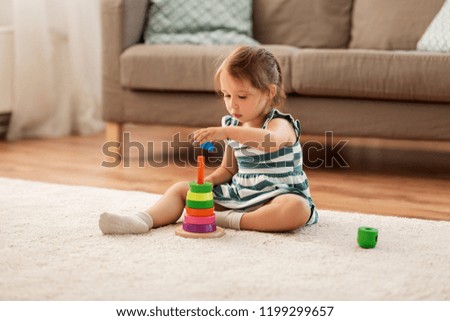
<box><xmin>350</xmin><ymin>0</ymin><xmax>445</xmax><ymax>50</ymax></box>
<box><xmin>253</xmin><ymin>0</ymin><xmax>353</xmax><ymax>48</ymax></box>
<box><xmin>121</xmin><ymin>44</ymin><xmax>297</xmax><ymax>93</ymax></box>
<box><xmin>291</xmin><ymin>49</ymin><xmax>450</xmax><ymax>103</ymax></box>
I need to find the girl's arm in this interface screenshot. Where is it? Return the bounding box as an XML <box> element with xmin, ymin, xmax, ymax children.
<box><xmin>205</xmin><ymin>145</ymin><xmax>238</xmax><ymax>186</ymax></box>
<box><xmin>194</xmin><ymin>118</ymin><xmax>296</xmax><ymax>153</ymax></box>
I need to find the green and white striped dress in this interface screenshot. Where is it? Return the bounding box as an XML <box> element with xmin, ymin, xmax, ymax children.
<box><xmin>213</xmin><ymin>108</ymin><xmax>318</xmax><ymax>225</ymax></box>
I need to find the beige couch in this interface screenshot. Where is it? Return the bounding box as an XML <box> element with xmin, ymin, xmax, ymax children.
<box><xmin>100</xmin><ymin>0</ymin><xmax>450</xmax><ymax>146</ymax></box>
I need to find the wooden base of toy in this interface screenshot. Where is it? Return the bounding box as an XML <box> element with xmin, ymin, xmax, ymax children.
<box><xmin>175</xmin><ymin>224</ymin><xmax>225</xmax><ymax>239</ymax></box>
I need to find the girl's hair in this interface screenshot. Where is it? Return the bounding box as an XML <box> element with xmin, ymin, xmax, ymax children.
<box><xmin>214</xmin><ymin>46</ymin><xmax>286</xmax><ymax>109</ymax></box>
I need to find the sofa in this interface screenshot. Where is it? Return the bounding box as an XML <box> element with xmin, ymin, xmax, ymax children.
<box><xmin>100</xmin><ymin>0</ymin><xmax>450</xmax><ymax>148</ymax></box>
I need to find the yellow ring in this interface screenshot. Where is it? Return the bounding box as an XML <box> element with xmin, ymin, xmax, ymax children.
<box><xmin>187</xmin><ymin>191</ymin><xmax>213</xmax><ymax>201</ymax></box>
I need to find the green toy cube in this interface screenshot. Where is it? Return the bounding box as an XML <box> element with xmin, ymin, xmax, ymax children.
<box><xmin>357</xmin><ymin>226</ymin><xmax>378</xmax><ymax>249</ymax></box>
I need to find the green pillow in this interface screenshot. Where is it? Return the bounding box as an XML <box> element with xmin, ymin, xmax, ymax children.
<box><xmin>144</xmin><ymin>0</ymin><xmax>258</xmax><ymax>45</ymax></box>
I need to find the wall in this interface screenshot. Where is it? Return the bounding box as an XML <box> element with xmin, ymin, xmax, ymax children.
<box><xmin>0</xmin><ymin>0</ymin><xmax>13</xmax><ymax>25</ymax></box>
<box><xmin>0</xmin><ymin>0</ymin><xmax>14</xmax><ymax>114</ymax></box>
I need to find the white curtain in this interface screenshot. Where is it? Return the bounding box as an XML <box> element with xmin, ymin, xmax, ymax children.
<box><xmin>7</xmin><ymin>0</ymin><xmax>104</xmax><ymax>140</ymax></box>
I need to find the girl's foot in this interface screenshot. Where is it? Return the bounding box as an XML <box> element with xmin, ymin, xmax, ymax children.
<box><xmin>215</xmin><ymin>210</ymin><xmax>244</xmax><ymax>230</ymax></box>
<box><xmin>99</xmin><ymin>212</ymin><xmax>153</xmax><ymax>235</ymax></box>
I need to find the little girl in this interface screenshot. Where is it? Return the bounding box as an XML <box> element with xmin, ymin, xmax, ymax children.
<box><xmin>99</xmin><ymin>46</ymin><xmax>318</xmax><ymax>234</ymax></box>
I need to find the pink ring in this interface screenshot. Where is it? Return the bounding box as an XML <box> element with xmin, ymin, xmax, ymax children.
<box><xmin>183</xmin><ymin>223</ymin><xmax>216</xmax><ymax>233</ymax></box>
<box><xmin>184</xmin><ymin>214</ymin><xmax>215</xmax><ymax>225</ymax></box>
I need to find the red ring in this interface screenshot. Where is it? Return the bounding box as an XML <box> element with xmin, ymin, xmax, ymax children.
<box><xmin>184</xmin><ymin>214</ymin><xmax>215</xmax><ymax>225</ymax></box>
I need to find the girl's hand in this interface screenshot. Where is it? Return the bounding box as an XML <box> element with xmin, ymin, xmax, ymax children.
<box><xmin>191</xmin><ymin>127</ymin><xmax>227</xmax><ymax>145</ymax></box>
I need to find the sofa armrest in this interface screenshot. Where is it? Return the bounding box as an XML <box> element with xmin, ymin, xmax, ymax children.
<box><xmin>100</xmin><ymin>0</ymin><xmax>149</xmax><ymax>122</ymax></box>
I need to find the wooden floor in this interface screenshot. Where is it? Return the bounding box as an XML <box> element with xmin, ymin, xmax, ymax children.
<box><xmin>1</xmin><ymin>124</ymin><xmax>449</xmax><ymax>222</ymax></box>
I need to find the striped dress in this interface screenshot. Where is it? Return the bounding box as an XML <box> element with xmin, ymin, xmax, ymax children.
<box><xmin>213</xmin><ymin>108</ymin><xmax>318</xmax><ymax>225</ymax></box>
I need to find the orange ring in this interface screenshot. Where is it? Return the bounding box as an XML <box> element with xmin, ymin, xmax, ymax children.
<box><xmin>185</xmin><ymin>207</ymin><xmax>214</xmax><ymax>217</ymax></box>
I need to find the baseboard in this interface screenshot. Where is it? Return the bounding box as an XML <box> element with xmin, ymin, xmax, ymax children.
<box><xmin>0</xmin><ymin>112</ymin><xmax>12</xmax><ymax>140</ymax></box>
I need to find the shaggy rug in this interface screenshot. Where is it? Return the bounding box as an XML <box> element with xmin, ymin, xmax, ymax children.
<box><xmin>0</xmin><ymin>177</ymin><xmax>449</xmax><ymax>300</ymax></box>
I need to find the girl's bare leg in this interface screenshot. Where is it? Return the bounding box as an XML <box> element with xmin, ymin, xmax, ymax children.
<box><xmin>240</xmin><ymin>194</ymin><xmax>311</xmax><ymax>232</ymax></box>
<box><xmin>99</xmin><ymin>181</ymin><xmax>189</xmax><ymax>234</ymax></box>
<box><xmin>215</xmin><ymin>194</ymin><xmax>311</xmax><ymax>232</ymax></box>
<box><xmin>144</xmin><ymin>181</ymin><xmax>189</xmax><ymax>227</ymax></box>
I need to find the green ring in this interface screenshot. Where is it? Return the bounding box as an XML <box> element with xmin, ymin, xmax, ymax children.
<box><xmin>189</xmin><ymin>181</ymin><xmax>213</xmax><ymax>193</ymax></box>
<box><xmin>357</xmin><ymin>226</ymin><xmax>378</xmax><ymax>249</ymax></box>
<box><xmin>186</xmin><ymin>199</ymin><xmax>214</xmax><ymax>209</ymax></box>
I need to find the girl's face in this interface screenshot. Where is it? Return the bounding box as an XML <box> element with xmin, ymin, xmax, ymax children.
<box><xmin>220</xmin><ymin>70</ymin><xmax>275</xmax><ymax>127</ymax></box>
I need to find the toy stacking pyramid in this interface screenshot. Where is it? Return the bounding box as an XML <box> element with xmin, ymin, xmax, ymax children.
<box><xmin>175</xmin><ymin>156</ymin><xmax>225</xmax><ymax>238</ymax></box>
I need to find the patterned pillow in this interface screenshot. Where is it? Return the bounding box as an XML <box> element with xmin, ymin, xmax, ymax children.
<box><xmin>144</xmin><ymin>0</ymin><xmax>258</xmax><ymax>45</ymax></box>
<box><xmin>417</xmin><ymin>0</ymin><xmax>450</xmax><ymax>52</ymax></box>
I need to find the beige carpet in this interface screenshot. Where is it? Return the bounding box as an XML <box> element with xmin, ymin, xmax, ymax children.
<box><xmin>1</xmin><ymin>177</ymin><xmax>449</xmax><ymax>300</ymax></box>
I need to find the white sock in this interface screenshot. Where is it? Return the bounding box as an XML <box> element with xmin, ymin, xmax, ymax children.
<box><xmin>215</xmin><ymin>210</ymin><xmax>245</xmax><ymax>230</ymax></box>
<box><xmin>99</xmin><ymin>211</ymin><xmax>153</xmax><ymax>235</ymax></box>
